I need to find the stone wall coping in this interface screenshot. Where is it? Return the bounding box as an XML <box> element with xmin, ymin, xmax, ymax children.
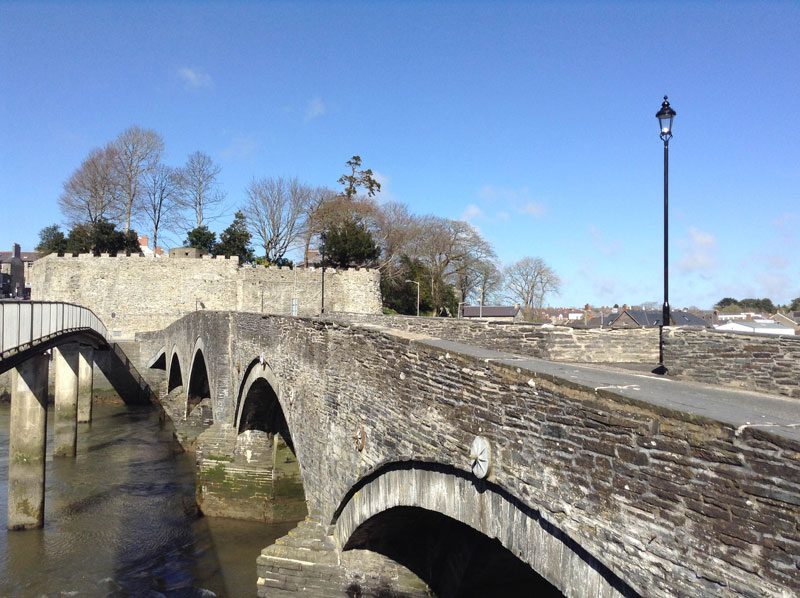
<box><xmin>670</xmin><ymin>326</ymin><xmax>800</xmax><ymax>341</ymax></box>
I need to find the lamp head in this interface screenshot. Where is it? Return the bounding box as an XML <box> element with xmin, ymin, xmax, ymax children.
<box><xmin>656</xmin><ymin>95</ymin><xmax>676</xmax><ymax>141</ymax></box>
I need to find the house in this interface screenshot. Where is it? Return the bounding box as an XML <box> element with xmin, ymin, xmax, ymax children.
<box><xmin>716</xmin><ymin>320</ymin><xmax>795</xmax><ymax>336</ymax></box>
<box><xmin>138</xmin><ymin>235</ymin><xmax>164</xmax><ymax>257</ymax></box>
<box><xmin>771</xmin><ymin>312</ymin><xmax>799</xmax><ymax>334</ymax></box>
<box><xmin>0</xmin><ymin>243</ymin><xmax>39</xmax><ymax>298</ymax></box>
<box><xmin>462</xmin><ymin>305</ymin><xmax>523</xmax><ymax>321</ymax></box>
<box><xmin>609</xmin><ymin>309</ymin><xmax>709</xmax><ymax>329</ymax></box>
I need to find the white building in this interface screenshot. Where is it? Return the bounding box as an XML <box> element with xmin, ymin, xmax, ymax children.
<box><xmin>715</xmin><ymin>321</ymin><xmax>795</xmax><ymax>336</ymax></box>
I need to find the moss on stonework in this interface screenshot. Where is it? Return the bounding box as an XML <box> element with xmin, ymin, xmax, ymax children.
<box><xmin>15</xmin><ymin>497</ymin><xmax>37</xmax><ymax>518</ymax></box>
<box><xmin>205</xmin><ymin>454</ymin><xmax>234</xmax><ymax>462</ymax></box>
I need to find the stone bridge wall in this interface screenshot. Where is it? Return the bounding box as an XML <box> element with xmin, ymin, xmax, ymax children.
<box><xmin>328</xmin><ymin>312</ymin><xmax>659</xmax><ymax>363</ymax></box>
<box><xmin>665</xmin><ymin>327</ymin><xmax>800</xmax><ymax>399</ymax></box>
<box><xmin>153</xmin><ymin>313</ymin><xmax>799</xmax><ymax>598</ymax></box>
<box><xmin>29</xmin><ymin>253</ymin><xmax>381</xmax><ymax>338</ymax></box>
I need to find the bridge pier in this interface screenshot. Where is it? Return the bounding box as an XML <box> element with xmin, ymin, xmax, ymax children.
<box><xmin>54</xmin><ymin>344</ymin><xmax>79</xmax><ymax>457</ymax></box>
<box><xmin>77</xmin><ymin>345</ymin><xmax>94</xmax><ymax>423</ymax></box>
<box><xmin>257</xmin><ymin>517</ymin><xmax>431</xmax><ymax>598</ymax></box>
<box><xmin>8</xmin><ymin>353</ymin><xmax>49</xmax><ymax>530</ymax></box>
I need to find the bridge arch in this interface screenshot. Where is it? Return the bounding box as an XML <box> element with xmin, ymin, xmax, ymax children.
<box><xmin>234</xmin><ymin>358</ymin><xmax>295</xmax><ymax>454</ymax></box>
<box><xmin>332</xmin><ymin>461</ymin><xmax>638</xmax><ymax>598</ymax></box>
<box><xmin>167</xmin><ymin>346</ymin><xmax>183</xmax><ymax>393</ymax></box>
<box><xmin>187</xmin><ymin>337</ymin><xmax>211</xmax><ymax>418</ymax></box>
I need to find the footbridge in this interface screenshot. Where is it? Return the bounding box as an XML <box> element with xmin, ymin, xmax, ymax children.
<box><xmin>141</xmin><ymin>311</ymin><xmax>799</xmax><ymax>598</ymax></box>
<box><xmin>2</xmin><ymin>301</ymin><xmax>150</xmax><ymax>531</ymax></box>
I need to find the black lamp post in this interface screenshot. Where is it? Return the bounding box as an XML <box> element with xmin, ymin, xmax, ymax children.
<box><xmin>320</xmin><ymin>232</ymin><xmax>327</xmax><ymax>315</ymax></box>
<box><xmin>656</xmin><ymin>95</ymin><xmax>676</xmax><ymax>373</ymax></box>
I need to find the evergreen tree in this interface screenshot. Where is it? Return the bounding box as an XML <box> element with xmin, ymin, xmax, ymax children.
<box><xmin>215</xmin><ymin>211</ymin><xmax>255</xmax><ymax>264</ymax></box>
<box><xmin>185</xmin><ymin>225</ymin><xmax>217</xmax><ymax>253</ymax></box>
<box><xmin>65</xmin><ymin>219</ymin><xmax>139</xmax><ymax>256</ymax></box>
<box><xmin>36</xmin><ymin>224</ymin><xmax>68</xmax><ymax>256</ymax></box>
<box><xmin>323</xmin><ymin>217</ymin><xmax>380</xmax><ymax>268</ymax></box>
<box><xmin>380</xmin><ymin>256</ymin><xmax>434</xmax><ymax>315</ymax></box>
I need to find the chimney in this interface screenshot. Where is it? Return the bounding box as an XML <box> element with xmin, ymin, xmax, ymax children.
<box><xmin>13</xmin><ymin>243</ymin><xmax>20</xmax><ymax>258</ymax></box>
<box><xmin>138</xmin><ymin>235</ymin><xmax>149</xmax><ymax>248</ymax></box>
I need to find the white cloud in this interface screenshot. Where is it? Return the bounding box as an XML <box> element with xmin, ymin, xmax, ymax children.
<box><xmin>371</xmin><ymin>170</ymin><xmax>396</xmax><ymax>203</ymax></box>
<box><xmin>496</xmin><ymin>211</ymin><xmax>510</xmax><ymax>221</ymax></box>
<box><xmin>477</xmin><ymin>185</ymin><xmax>546</xmax><ymax>218</ymax></box>
<box><xmin>756</xmin><ymin>272</ymin><xmax>793</xmax><ymax>300</ymax></box>
<box><xmin>462</xmin><ymin>204</ymin><xmax>483</xmax><ymax>221</ymax></box>
<box><xmin>304</xmin><ymin>97</ymin><xmax>326</xmax><ymax>122</ymax></box>
<box><xmin>178</xmin><ymin>66</ymin><xmax>213</xmax><ymax>90</ymax></box>
<box><xmin>519</xmin><ymin>202</ymin><xmax>545</xmax><ymax>217</ymax></box>
<box><xmin>677</xmin><ymin>226</ymin><xmax>717</xmax><ymax>273</ymax></box>
<box><xmin>220</xmin><ymin>134</ymin><xmax>258</xmax><ymax>161</ymax></box>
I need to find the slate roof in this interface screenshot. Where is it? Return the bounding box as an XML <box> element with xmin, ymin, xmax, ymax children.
<box><xmin>0</xmin><ymin>251</ymin><xmax>39</xmax><ymax>263</ymax></box>
<box><xmin>462</xmin><ymin>305</ymin><xmax>520</xmax><ymax>318</ymax></box>
<box><xmin>610</xmin><ymin>309</ymin><xmax>709</xmax><ymax>328</ymax></box>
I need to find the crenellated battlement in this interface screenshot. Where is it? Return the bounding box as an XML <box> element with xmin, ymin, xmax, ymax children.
<box><xmin>45</xmin><ymin>252</ymin><xmax>378</xmax><ymax>273</ymax></box>
<box><xmin>30</xmin><ymin>253</ymin><xmax>382</xmax><ymax>337</ymax></box>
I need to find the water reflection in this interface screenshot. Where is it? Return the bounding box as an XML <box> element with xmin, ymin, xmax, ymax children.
<box><xmin>0</xmin><ymin>403</ymin><xmax>297</xmax><ymax>597</ymax></box>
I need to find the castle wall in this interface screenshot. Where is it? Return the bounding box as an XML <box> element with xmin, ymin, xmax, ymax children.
<box><xmin>29</xmin><ymin>254</ymin><xmax>381</xmax><ymax>338</ymax></box>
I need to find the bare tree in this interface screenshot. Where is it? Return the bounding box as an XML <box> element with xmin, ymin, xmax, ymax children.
<box><xmin>177</xmin><ymin>151</ymin><xmax>226</xmax><ymax>227</ymax></box>
<box><xmin>242</xmin><ymin>176</ymin><xmax>313</xmax><ymax>263</ymax></box>
<box><xmin>112</xmin><ymin>126</ymin><xmax>164</xmax><ymax>232</ymax></box>
<box><xmin>504</xmin><ymin>257</ymin><xmax>561</xmax><ymax>310</ymax></box>
<box><xmin>414</xmin><ymin>217</ymin><xmax>492</xmax><ymax>315</ymax></box>
<box><xmin>299</xmin><ymin>186</ymin><xmax>338</xmax><ymax>266</ymax></box>
<box><xmin>472</xmin><ymin>260</ymin><xmax>505</xmax><ymax>306</ymax></box>
<box><xmin>59</xmin><ymin>144</ymin><xmax>120</xmax><ymax>226</ymax></box>
<box><xmin>141</xmin><ymin>164</ymin><xmax>182</xmax><ymax>254</ymax></box>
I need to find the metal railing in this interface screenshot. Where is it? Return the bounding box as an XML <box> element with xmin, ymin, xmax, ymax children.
<box><xmin>0</xmin><ymin>301</ymin><xmax>108</xmax><ymax>359</ymax></box>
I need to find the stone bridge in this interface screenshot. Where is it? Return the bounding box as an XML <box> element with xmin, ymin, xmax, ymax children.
<box><xmin>141</xmin><ymin>311</ymin><xmax>800</xmax><ymax>598</ymax></box>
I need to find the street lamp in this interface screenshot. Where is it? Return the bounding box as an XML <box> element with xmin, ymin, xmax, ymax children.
<box><xmin>405</xmin><ymin>280</ymin><xmax>420</xmax><ymax>317</ymax></box>
<box><xmin>656</xmin><ymin>95</ymin><xmax>676</xmax><ymax>373</ymax></box>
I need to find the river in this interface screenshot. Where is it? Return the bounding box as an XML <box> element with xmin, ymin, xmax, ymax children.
<box><xmin>0</xmin><ymin>403</ymin><xmax>298</xmax><ymax>597</ymax></box>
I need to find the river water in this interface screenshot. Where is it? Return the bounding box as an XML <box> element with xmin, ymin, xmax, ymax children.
<box><xmin>0</xmin><ymin>403</ymin><xmax>298</xmax><ymax>598</ymax></box>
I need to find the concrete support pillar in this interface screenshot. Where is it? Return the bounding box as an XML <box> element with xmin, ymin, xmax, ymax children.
<box><xmin>77</xmin><ymin>346</ymin><xmax>94</xmax><ymax>423</ymax></box>
<box><xmin>54</xmin><ymin>344</ymin><xmax>79</xmax><ymax>457</ymax></box>
<box><xmin>8</xmin><ymin>353</ymin><xmax>49</xmax><ymax>530</ymax></box>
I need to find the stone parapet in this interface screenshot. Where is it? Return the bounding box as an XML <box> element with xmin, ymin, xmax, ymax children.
<box><xmin>664</xmin><ymin>327</ymin><xmax>800</xmax><ymax>399</ymax></box>
<box><xmin>327</xmin><ymin>312</ymin><xmax>659</xmax><ymax>363</ymax></box>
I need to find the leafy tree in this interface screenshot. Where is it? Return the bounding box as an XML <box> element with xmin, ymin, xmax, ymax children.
<box><xmin>790</xmin><ymin>297</ymin><xmax>800</xmax><ymax>311</ymax></box>
<box><xmin>36</xmin><ymin>224</ymin><xmax>68</xmax><ymax>256</ymax></box>
<box><xmin>215</xmin><ymin>211</ymin><xmax>255</xmax><ymax>264</ymax></box>
<box><xmin>185</xmin><ymin>226</ymin><xmax>217</xmax><ymax>253</ymax></box>
<box><xmin>337</xmin><ymin>155</ymin><xmax>381</xmax><ymax>199</ymax></box>
<box><xmin>380</xmin><ymin>256</ymin><xmax>434</xmax><ymax>315</ymax></box>
<box><xmin>323</xmin><ymin>217</ymin><xmax>380</xmax><ymax>268</ymax></box>
<box><xmin>715</xmin><ymin>297</ymin><xmax>740</xmax><ymax>309</ymax></box>
<box><xmin>65</xmin><ymin>219</ymin><xmax>139</xmax><ymax>256</ymax></box>
<box><xmin>740</xmin><ymin>298</ymin><xmax>775</xmax><ymax>313</ymax></box>
<box><xmin>255</xmin><ymin>256</ymin><xmax>293</xmax><ymax>267</ymax></box>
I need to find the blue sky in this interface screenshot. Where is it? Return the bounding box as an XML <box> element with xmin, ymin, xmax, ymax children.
<box><xmin>1</xmin><ymin>1</ymin><xmax>798</xmax><ymax>309</ymax></box>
